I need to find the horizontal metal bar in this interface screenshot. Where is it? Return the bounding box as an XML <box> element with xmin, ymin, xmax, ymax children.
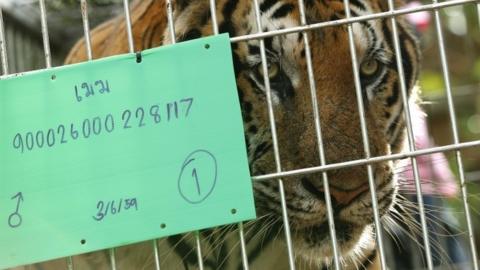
<box><xmin>252</xmin><ymin>140</ymin><xmax>480</xmax><ymax>181</ymax></box>
<box><xmin>231</xmin><ymin>0</ymin><xmax>479</xmax><ymax>43</ymax></box>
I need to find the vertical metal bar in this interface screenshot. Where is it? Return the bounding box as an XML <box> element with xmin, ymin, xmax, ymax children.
<box><xmin>342</xmin><ymin>1</ymin><xmax>387</xmax><ymax>269</ymax></box>
<box><xmin>209</xmin><ymin>0</ymin><xmax>219</xmax><ymax>35</ymax></box>
<box><xmin>0</xmin><ymin>8</ymin><xmax>8</xmax><ymax>75</ymax></box>
<box><xmin>123</xmin><ymin>0</ymin><xmax>135</xmax><ymax>53</ymax></box>
<box><xmin>208</xmin><ymin>1</ymin><xmax>249</xmax><ymax>267</ymax></box>
<box><xmin>41</xmin><ymin>2</ymin><xmax>76</xmax><ymax>267</ymax></box>
<box><xmin>163</xmin><ymin>3</ymin><xmax>205</xmax><ymax>269</ymax></box>
<box><xmin>166</xmin><ymin>0</ymin><xmax>176</xmax><ymax>43</ymax></box>
<box><xmin>477</xmin><ymin>3</ymin><xmax>480</xmax><ymax>28</ymax></box>
<box><xmin>386</xmin><ymin>1</ymin><xmax>433</xmax><ymax>269</ymax></box>
<box><xmin>296</xmin><ymin>0</ymin><xmax>340</xmax><ymax>268</ymax></box>
<box><xmin>109</xmin><ymin>248</ymin><xmax>117</xmax><ymax>270</ymax></box>
<box><xmin>66</xmin><ymin>256</ymin><xmax>74</xmax><ymax>270</ymax></box>
<box><xmin>431</xmin><ymin>1</ymin><xmax>479</xmax><ymax>269</ymax></box>
<box><xmin>38</xmin><ymin>0</ymin><xmax>51</xmax><ymax>68</ymax></box>
<box><xmin>250</xmin><ymin>0</ymin><xmax>296</xmax><ymax>269</ymax></box>
<box><xmin>80</xmin><ymin>0</ymin><xmax>93</xmax><ymax>61</ymax></box>
<box><xmin>238</xmin><ymin>222</ymin><xmax>249</xmax><ymax>270</ymax></box>
<box><xmin>195</xmin><ymin>232</ymin><xmax>205</xmax><ymax>270</ymax></box>
<box><xmin>153</xmin><ymin>239</ymin><xmax>161</xmax><ymax>270</ymax></box>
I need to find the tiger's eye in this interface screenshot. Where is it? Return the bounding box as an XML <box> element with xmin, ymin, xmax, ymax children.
<box><xmin>258</xmin><ymin>62</ymin><xmax>279</xmax><ymax>79</ymax></box>
<box><xmin>360</xmin><ymin>59</ymin><xmax>380</xmax><ymax>76</ymax></box>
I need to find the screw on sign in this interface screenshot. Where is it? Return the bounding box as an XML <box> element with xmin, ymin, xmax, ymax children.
<box><xmin>8</xmin><ymin>192</ymin><xmax>23</xmax><ymax>228</ymax></box>
<box><xmin>178</xmin><ymin>150</ymin><xmax>217</xmax><ymax>204</ymax></box>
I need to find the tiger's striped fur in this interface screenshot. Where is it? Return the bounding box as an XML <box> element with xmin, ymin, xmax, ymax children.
<box><xmin>28</xmin><ymin>0</ymin><xmax>420</xmax><ymax>269</ymax></box>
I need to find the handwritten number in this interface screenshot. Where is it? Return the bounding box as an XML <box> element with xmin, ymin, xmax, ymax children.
<box><xmin>180</xmin><ymin>98</ymin><xmax>194</xmax><ymax>117</ymax></box>
<box><xmin>105</xmin><ymin>114</ymin><xmax>115</xmax><ymax>133</ymax></box>
<box><xmin>93</xmin><ymin>198</ymin><xmax>137</xmax><ymax>222</ymax></box>
<box><xmin>57</xmin><ymin>125</ymin><xmax>67</xmax><ymax>144</ymax></box>
<box><xmin>71</xmin><ymin>124</ymin><xmax>79</xmax><ymax>140</ymax></box>
<box><xmin>93</xmin><ymin>117</ymin><xmax>102</xmax><ymax>135</ymax></box>
<box><xmin>12</xmin><ymin>97</ymin><xmax>194</xmax><ymax>153</ymax></box>
<box><xmin>135</xmin><ymin>107</ymin><xmax>145</xmax><ymax>128</ymax></box>
<box><xmin>13</xmin><ymin>133</ymin><xmax>24</xmax><ymax>153</ymax></box>
<box><xmin>150</xmin><ymin>105</ymin><xmax>161</xmax><ymax>123</ymax></box>
<box><xmin>192</xmin><ymin>169</ymin><xmax>201</xmax><ymax>195</ymax></box>
<box><xmin>93</xmin><ymin>201</ymin><xmax>105</xmax><ymax>221</ymax></box>
<box><xmin>131</xmin><ymin>199</ymin><xmax>138</xmax><ymax>211</ymax></box>
<box><xmin>26</xmin><ymin>132</ymin><xmax>34</xmax><ymax>150</ymax></box>
<box><xmin>83</xmin><ymin>119</ymin><xmax>91</xmax><ymax>138</ymax></box>
<box><xmin>122</xmin><ymin>110</ymin><xmax>132</xmax><ymax>129</ymax></box>
<box><xmin>110</xmin><ymin>201</ymin><xmax>117</xmax><ymax>214</ymax></box>
<box><xmin>35</xmin><ymin>131</ymin><xmax>45</xmax><ymax>148</ymax></box>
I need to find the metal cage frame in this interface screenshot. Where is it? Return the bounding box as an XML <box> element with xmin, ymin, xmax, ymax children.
<box><xmin>1</xmin><ymin>0</ymin><xmax>480</xmax><ymax>269</ymax></box>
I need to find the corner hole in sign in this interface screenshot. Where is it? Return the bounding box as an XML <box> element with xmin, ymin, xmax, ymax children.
<box><xmin>136</xmin><ymin>52</ymin><xmax>142</xmax><ymax>63</ymax></box>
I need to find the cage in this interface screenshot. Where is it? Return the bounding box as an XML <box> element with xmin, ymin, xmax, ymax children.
<box><xmin>1</xmin><ymin>0</ymin><xmax>480</xmax><ymax>269</ymax></box>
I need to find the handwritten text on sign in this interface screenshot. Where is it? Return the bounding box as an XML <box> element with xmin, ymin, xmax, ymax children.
<box><xmin>0</xmin><ymin>34</ymin><xmax>255</xmax><ymax>269</ymax></box>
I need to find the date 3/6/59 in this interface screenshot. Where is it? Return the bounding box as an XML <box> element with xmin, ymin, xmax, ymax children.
<box><xmin>11</xmin><ymin>98</ymin><xmax>194</xmax><ymax>153</ymax></box>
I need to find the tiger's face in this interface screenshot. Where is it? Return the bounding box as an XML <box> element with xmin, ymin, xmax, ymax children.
<box><xmin>169</xmin><ymin>0</ymin><xmax>419</xmax><ymax>266</ymax></box>
<box><xmin>66</xmin><ymin>0</ymin><xmax>421</xmax><ymax>268</ymax></box>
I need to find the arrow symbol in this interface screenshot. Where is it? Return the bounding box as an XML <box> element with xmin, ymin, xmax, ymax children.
<box><xmin>8</xmin><ymin>192</ymin><xmax>23</xmax><ymax>228</ymax></box>
<box><xmin>11</xmin><ymin>192</ymin><xmax>24</xmax><ymax>212</ymax></box>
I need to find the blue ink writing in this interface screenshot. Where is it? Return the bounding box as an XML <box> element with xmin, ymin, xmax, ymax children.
<box><xmin>75</xmin><ymin>79</ymin><xmax>110</xmax><ymax>102</ymax></box>
<box><xmin>93</xmin><ymin>198</ymin><xmax>138</xmax><ymax>222</ymax></box>
<box><xmin>8</xmin><ymin>192</ymin><xmax>23</xmax><ymax>228</ymax></box>
<box><xmin>11</xmin><ymin>98</ymin><xmax>194</xmax><ymax>153</ymax></box>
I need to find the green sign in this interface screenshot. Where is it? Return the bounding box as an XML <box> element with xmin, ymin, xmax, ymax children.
<box><xmin>0</xmin><ymin>34</ymin><xmax>255</xmax><ymax>269</ymax></box>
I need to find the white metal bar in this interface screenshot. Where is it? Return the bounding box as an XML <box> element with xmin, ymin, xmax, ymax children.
<box><xmin>231</xmin><ymin>0</ymin><xmax>478</xmax><ymax>43</ymax></box>
<box><xmin>253</xmin><ymin>140</ymin><xmax>480</xmax><ymax>181</ymax></box>
<box><xmin>431</xmin><ymin>1</ymin><xmax>479</xmax><ymax>268</ymax></box>
<box><xmin>238</xmin><ymin>222</ymin><xmax>249</xmax><ymax>270</ymax></box>
<box><xmin>80</xmin><ymin>0</ymin><xmax>92</xmax><ymax>61</ymax></box>
<box><xmin>153</xmin><ymin>239</ymin><xmax>161</xmax><ymax>270</ymax></box>
<box><xmin>195</xmin><ymin>232</ymin><xmax>205</xmax><ymax>270</ymax></box>
<box><xmin>0</xmin><ymin>8</ymin><xmax>8</xmax><ymax>75</ymax></box>
<box><xmin>163</xmin><ymin>3</ymin><xmax>204</xmax><ymax>269</ymax></box>
<box><xmin>250</xmin><ymin>0</ymin><xmax>296</xmax><ymax>269</ymax></box>
<box><xmin>66</xmin><ymin>256</ymin><xmax>74</xmax><ymax>270</ymax></box>
<box><xmin>38</xmin><ymin>0</ymin><xmax>51</xmax><ymax>68</ymax></box>
<box><xmin>209</xmin><ymin>0</ymin><xmax>219</xmax><ymax>35</ymax></box>
<box><xmin>166</xmin><ymin>0</ymin><xmax>176</xmax><ymax>43</ymax></box>
<box><xmin>123</xmin><ymin>0</ymin><xmax>135</xmax><ymax>53</ymax></box>
<box><xmin>40</xmin><ymin>2</ymin><xmax>75</xmax><ymax>267</ymax></box>
<box><xmin>109</xmin><ymin>248</ymin><xmax>117</xmax><ymax>270</ymax></box>
<box><xmin>343</xmin><ymin>1</ymin><xmax>387</xmax><ymax>269</ymax></box>
<box><xmin>207</xmin><ymin>1</ymin><xmax>249</xmax><ymax>266</ymax></box>
<box><xmin>296</xmin><ymin>0</ymin><xmax>340</xmax><ymax>268</ymax></box>
<box><xmin>386</xmin><ymin>1</ymin><xmax>433</xmax><ymax>269</ymax></box>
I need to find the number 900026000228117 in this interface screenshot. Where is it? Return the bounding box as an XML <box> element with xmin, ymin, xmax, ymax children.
<box><xmin>11</xmin><ymin>98</ymin><xmax>194</xmax><ymax>153</ymax></box>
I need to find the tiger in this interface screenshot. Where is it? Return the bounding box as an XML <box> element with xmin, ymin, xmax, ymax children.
<box><xmin>18</xmin><ymin>0</ymin><xmax>421</xmax><ymax>269</ymax></box>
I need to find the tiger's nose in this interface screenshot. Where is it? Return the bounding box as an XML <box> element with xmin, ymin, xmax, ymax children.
<box><xmin>301</xmin><ymin>178</ymin><xmax>369</xmax><ymax>205</ymax></box>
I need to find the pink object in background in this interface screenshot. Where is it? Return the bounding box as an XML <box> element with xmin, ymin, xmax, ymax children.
<box><xmin>404</xmin><ymin>1</ymin><xmax>431</xmax><ymax>32</ymax></box>
<box><xmin>399</xmin><ymin>105</ymin><xmax>459</xmax><ymax>197</ymax></box>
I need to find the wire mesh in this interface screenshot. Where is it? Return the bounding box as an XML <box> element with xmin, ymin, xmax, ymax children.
<box><xmin>1</xmin><ymin>0</ymin><xmax>480</xmax><ymax>269</ymax></box>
